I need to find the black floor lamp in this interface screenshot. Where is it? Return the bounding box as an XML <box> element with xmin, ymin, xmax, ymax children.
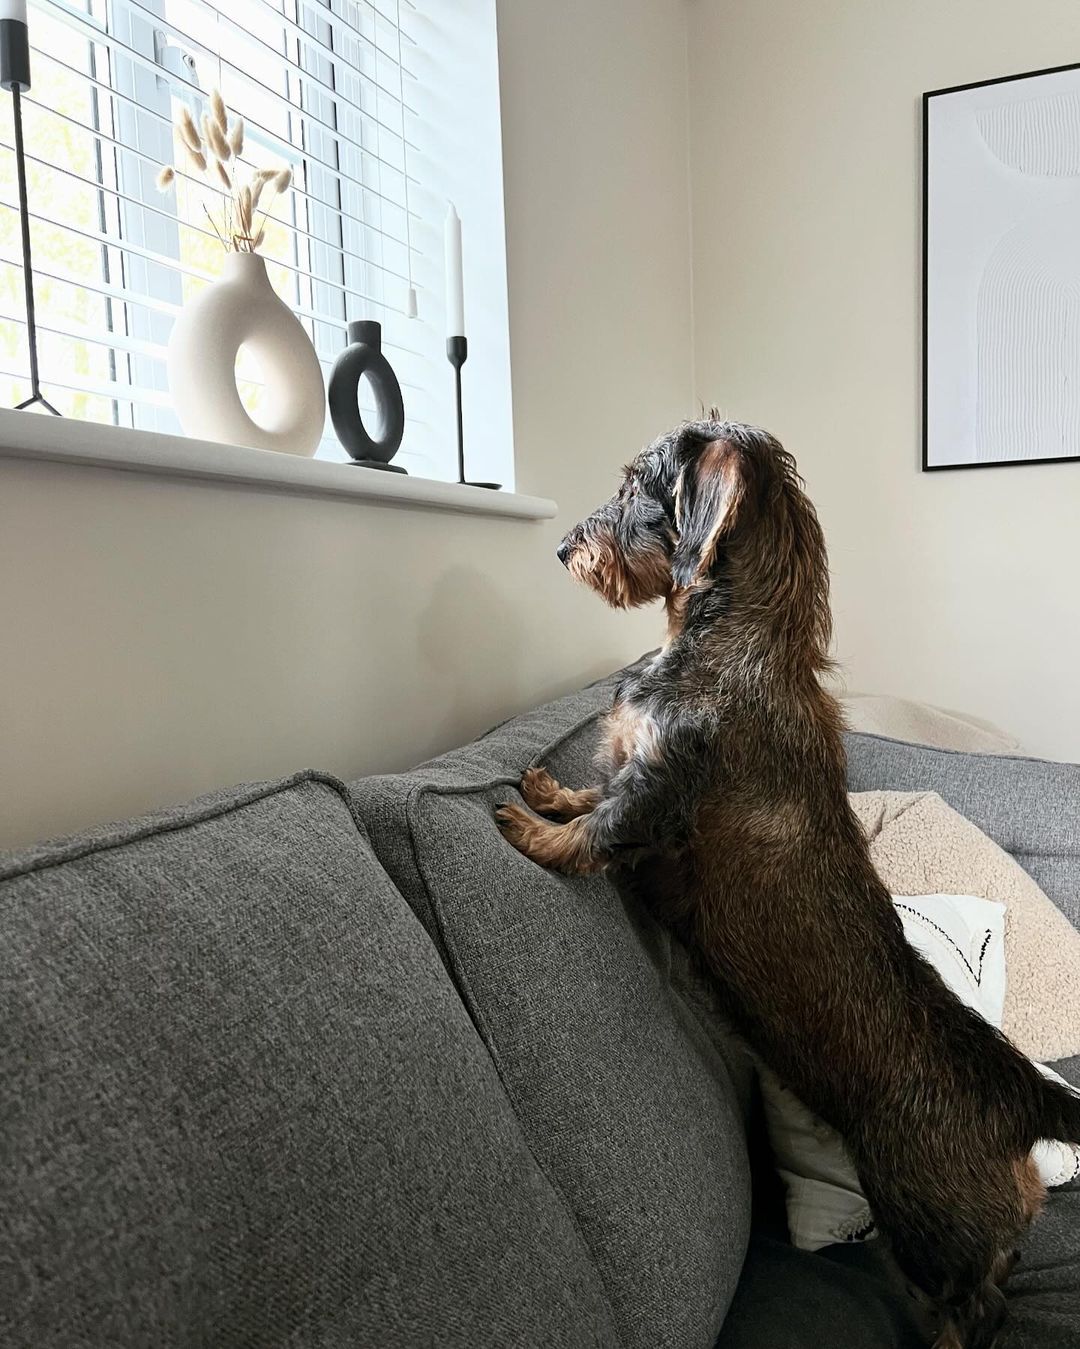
<box><xmin>2</xmin><ymin>0</ymin><xmax>60</xmax><ymax>414</ymax></box>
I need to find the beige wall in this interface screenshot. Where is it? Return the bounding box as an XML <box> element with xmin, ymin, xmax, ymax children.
<box><xmin>687</xmin><ymin>0</ymin><xmax>1080</xmax><ymax>759</ymax></box>
<box><xmin>0</xmin><ymin>0</ymin><xmax>692</xmax><ymax>848</ymax></box>
<box><xmin>16</xmin><ymin>0</ymin><xmax>1074</xmax><ymax>851</ymax></box>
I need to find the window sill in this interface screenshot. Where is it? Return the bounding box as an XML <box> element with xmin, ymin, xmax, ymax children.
<box><xmin>0</xmin><ymin>410</ymin><xmax>557</xmax><ymax>522</ymax></box>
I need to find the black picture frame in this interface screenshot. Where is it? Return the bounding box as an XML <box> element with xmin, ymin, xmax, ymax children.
<box><xmin>922</xmin><ymin>60</ymin><xmax>1080</xmax><ymax>472</ymax></box>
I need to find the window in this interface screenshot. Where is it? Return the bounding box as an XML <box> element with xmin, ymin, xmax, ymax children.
<box><xmin>1</xmin><ymin>0</ymin><xmax>513</xmax><ymax>486</ymax></box>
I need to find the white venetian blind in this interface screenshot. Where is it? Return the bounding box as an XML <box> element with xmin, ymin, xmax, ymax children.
<box><xmin>0</xmin><ymin>0</ymin><xmax>513</xmax><ymax>482</ymax></box>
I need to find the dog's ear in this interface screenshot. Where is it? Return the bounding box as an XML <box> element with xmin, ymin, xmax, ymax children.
<box><xmin>671</xmin><ymin>439</ymin><xmax>745</xmax><ymax>587</ymax></box>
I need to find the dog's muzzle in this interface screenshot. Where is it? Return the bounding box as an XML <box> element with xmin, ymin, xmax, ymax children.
<box><xmin>556</xmin><ymin>538</ymin><xmax>573</xmax><ymax>567</ymax></box>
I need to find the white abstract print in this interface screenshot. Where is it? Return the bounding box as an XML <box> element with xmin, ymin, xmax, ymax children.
<box><xmin>925</xmin><ymin>67</ymin><xmax>1080</xmax><ymax>467</ymax></box>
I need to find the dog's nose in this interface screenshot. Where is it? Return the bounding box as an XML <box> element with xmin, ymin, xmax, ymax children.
<box><xmin>556</xmin><ymin>539</ymin><xmax>572</xmax><ymax>567</ymax></box>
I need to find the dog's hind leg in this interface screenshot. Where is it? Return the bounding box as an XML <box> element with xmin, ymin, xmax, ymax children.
<box><xmin>934</xmin><ymin>1266</ymin><xmax>1010</xmax><ymax>1349</ymax></box>
<box><xmin>936</xmin><ymin>1161</ymin><xmax>1043</xmax><ymax>1347</ymax></box>
<box><xmin>864</xmin><ymin>1156</ymin><xmax>1031</xmax><ymax>1349</ymax></box>
<box><xmin>881</xmin><ymin>1230</ymin><xmax>1008</xmax><ymax>1349</ymax></box>
<box><xmin>520</xmin><ymin>766</ymin><xmax>602</xmax><ymax>820</ymax></box>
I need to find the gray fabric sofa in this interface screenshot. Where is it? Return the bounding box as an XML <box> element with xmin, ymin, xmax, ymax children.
<box><xmin>2</xmin><ymin>668</ymin><xmax>1078</xmax><ymax>1348</ymax></box>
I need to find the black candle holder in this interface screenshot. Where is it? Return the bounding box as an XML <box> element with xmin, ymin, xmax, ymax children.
<box><xmin>328</xmin><ymin>320</ymin><xmax>406</xmax><ymax>472</ymax></box>
<box><xmin>2</xmin><ymin>15</ymin><xmax>60</xmax><ymax>415</ymax></box>
<box><xmin>447</xmin><ymin>335</ymin><xmax>499</xmax><ymax>489</ymax></box>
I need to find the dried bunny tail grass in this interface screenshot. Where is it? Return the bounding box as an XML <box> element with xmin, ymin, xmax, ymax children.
<box><xmin>237</xmin><ymin>184</ymin><xmax>253</xmax><ymax>237</ymax></box>
<box><xmin>186</xmin><ymin>146</ymin><xmax>207</xmax><ymax>173</ymax></box>
<box><xmin>214</xmin><ymin>159</ymin><xmax>232</xmax><ymax>191</ymax></box>
<box><xmin>202</xmin><ymin>113</ymin><xmax>231</xmax><ymax>163</ymax></box>
<box><xmin>246</xmin><ymin>166</ymin><xmax>293</xmax><ymax>253</ymax></box>
<box><xmin>228</xmin><ymin>117</ymin><xmax>244</xmax><ymax>159</ymax></box>
<box><xmin>156</xmin><ymin>165</ymin><xmax>175</xmax><ymax>191</ymax></box>
<box><xmin>177</xmin><ymin>106</ymin><xmax>202</xmax><ymax>153</ymax></box>
<box><xmin>211</xmin><ymin>89</ymin><xmax>228</xmax><ymax>134</ymax></box>
<box><xmin>212</xmin><ymin>124</ymin><xmax>233</xmax><ymax>162</ymax></box>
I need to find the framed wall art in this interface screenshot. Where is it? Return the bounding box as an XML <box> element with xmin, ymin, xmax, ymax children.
<box><xmin>924</xmin><ymin>62</ymin><xmax>1080</xmax><ymax>470</ymax></box>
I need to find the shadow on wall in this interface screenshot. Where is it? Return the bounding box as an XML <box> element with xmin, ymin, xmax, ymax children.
<box><xmin>418</xmin><ymin>565</ymin><xmax>530</xmax><ymax>734</ymax></box>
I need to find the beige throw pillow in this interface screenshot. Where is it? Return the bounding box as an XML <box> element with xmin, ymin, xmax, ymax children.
<box><xmin>851</xmin><ymin>790</ymin><xmax>1080</xmax><ymax>1061</ymax></box>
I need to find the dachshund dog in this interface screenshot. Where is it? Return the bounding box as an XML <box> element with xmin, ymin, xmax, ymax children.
<box><xmin>496</xmin><ymin>418</ymin><xmax>1080</xmax><ymax>1349</ymax></box>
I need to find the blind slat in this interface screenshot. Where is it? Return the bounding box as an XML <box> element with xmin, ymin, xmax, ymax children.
<box><xmin>294</xmin><ymin>0</ymin><xmax>420</xmax><ymax>73</ymax></box>
<box><xmin>1</xmin><ymin>137</ymin><xmax>417</xmax><ymax>287</ymax></box>
<box><xmin>1</xmin><ymin>360</ymin><xmax>435</xmax><ymax>426</ymax></box>
<box><xmin>34</xmin><ymin>43</ymin><xmax>422</xmax><ymax>215</ymax></box>
<box><xmin>127</xmin><ymin>0</ymin><xmax>416</xmax><ymax>117</ymax></box>
<box><xmin>0</xmin><ymin>257</ymin><xmax>429</xmax><ymax>361</ymax></box>
<box><xmin>38</xmin><ymin>0</ymin><xmax>421</xmax><ymax>193</ymax></box>
<box><xmin>124</xmin><ymin>0</ymin><xmax>422</xmax><ymax>142</ymax></box>
<box><xmin>21</xmin><ymin>87</ymin><xmax>421</xmax><ymax>251</ymax></box>
<box><xmin>0</xmin><ymin>200</ymin><xmax>414</xmax><ymax>316</ymax></box>
<box><xmin>2</xmin><ymin>311</ymin><xmax>431</xmax><ymax>395</ymax></box>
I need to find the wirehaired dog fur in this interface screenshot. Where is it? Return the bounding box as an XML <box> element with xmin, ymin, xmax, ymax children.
<box><xmin>496</xmin><ymin>418</ymin><xmax>1080</xmax><ymax>1349</ymax></box>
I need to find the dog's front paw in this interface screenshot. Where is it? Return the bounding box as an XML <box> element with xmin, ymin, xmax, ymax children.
<box><xmin>520</xmin><ymin>765</ymin><xmax>564</xmax><ymax>817</ymax></box>
<box><xmin>496</xmin><ymin>803</ymin><xmax>600</xmax><ymax>874</ymax></box>
<box><xmin>496</xmin><ymin>802</ymin><xmax>537</xmax><ymax>855</ymax></box>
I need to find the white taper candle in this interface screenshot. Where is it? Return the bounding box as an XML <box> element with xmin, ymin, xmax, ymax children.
<box><xmin>444</xmin><ymin>203</ymin><xmax>465</xmax><ymax>338</ymax></box>
<box><xmin>0</xmin><ymin>0</ymin><xmax>28</xmax><ymax>24</ymax></box>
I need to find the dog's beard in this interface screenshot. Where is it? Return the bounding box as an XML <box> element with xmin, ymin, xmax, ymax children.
<box><xmin>567</xmin><ymin>530</ymin><xmax>670</xmax><ymax>609</ymax></box>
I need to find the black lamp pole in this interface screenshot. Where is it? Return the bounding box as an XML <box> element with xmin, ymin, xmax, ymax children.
<box><xmin>2</xmin><ymin>3</ymin><xmax>60</xmax><ymax>414</ymax></box>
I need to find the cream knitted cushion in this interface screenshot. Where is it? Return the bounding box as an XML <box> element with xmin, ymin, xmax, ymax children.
<box><xmin>851</xmin><ymin>790</ymin><xmax>1080</xmax><ymax>1061</ymax></box>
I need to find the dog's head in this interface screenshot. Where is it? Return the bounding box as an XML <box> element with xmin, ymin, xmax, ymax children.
<box><xmin>558</xmin><ymin>418</ymin><xmax>830</xmax><ymax>652</ymax></box>
<box><xmin>556</xmin><ymin>418</ymin><xmax>760</xmax><ymax>605</ymax></box>
<box><xmin>555</xmin><ymin>439</ymin><xmax>677</xmax><ymax>608</ymax></box>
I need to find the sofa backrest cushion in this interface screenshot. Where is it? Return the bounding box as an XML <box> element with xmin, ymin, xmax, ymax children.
<box><xmin>0</xmin><ymin>772</ymin><xmax>618</xmax><ymax>1349</ymax></box>
<box><xmin>845</xmin><ymin>733</ymin><xmax>1080</xmax><ymax>927</ymax></box>
<box><xmin>352</xmin><ymin>676</ymin><xmax>753</xmax><ymax>1349</ymax></box>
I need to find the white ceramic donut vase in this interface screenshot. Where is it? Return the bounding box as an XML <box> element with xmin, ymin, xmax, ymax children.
<box><xmin>167</xmin><ymin>252</ymin><xmax>325</xmax><ymax>456</ymax></box>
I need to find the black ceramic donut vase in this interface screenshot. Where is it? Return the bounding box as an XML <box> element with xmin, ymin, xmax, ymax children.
<box><xmin>328</xmin><ymin>320</ymin><xmax>407</xmax><ymax>472</ymax></box>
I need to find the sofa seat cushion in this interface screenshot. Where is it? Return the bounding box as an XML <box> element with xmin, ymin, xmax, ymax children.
<box><xmin>0</xmin><ymin>771</ymin><xmax>618</xmax><ymax>1349</ymax></box>
<box><xmin>716</xmin><ymin>1236</ymin><xmax>932</xmax><ymax>1348</ymax></box>
<box><xmin>845</xmin><ymin>733</ymin><xmax>1080</xmax><ymax>926</ymax></box>
<box><xmin>350</xmin><ymin>675</ymin><xmax>753</xmax><ymax>1349</ymax></box>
